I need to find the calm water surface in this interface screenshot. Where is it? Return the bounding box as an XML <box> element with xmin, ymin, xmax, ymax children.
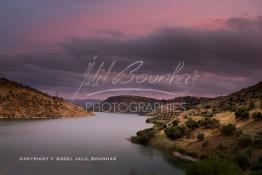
<box><xmin>0</xmin><ymin>112</ymin><xmax>185</xmax><ymax>175</ymax></box>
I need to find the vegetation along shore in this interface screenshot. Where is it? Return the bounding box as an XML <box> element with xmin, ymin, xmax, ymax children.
<box><xmin>131</xmin><ymin>81</ymin><xmax>262</xmax><ymax>175</ymax></box>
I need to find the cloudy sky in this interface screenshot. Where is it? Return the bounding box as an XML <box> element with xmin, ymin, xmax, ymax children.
<box><xmin>0</xmin><ymin>0</ymin><xmax>262</xmax><ymax>99</ymax></box>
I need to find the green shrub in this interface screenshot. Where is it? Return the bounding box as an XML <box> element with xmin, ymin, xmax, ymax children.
<box><xmin>186</xmin><ymin>152</ymin><xmax>199</xmax><ymax>158</ymax></box>
<box><xmin>155</xmin><ymin>123</ymin><xmax>166</xmax><ymax>130</ymax></box>
<box><xmin>136</xmin><ymin>128</ymin><xmax>155</xmax><ymax>137</ymax></box>
<box><xmin>169</xmin><ymin>144</ymin><xmax>179</xmax><ymax>152</ymax></box>
<box><xmin>233</xmin><ymin>151</ymin><xmax>250</xmax><ymax>169</ymax></box>
<box><xmin>130</xmin><ymin>136</ymin><xmax>147</xmax><ymax>145</ymax></box>
<box><xmin>237</xmin><ymin>134</ymin><xmax>252</xmax><ymax>147</ymax></box>
<box><xmin>204</xmin><ymin>105</ymin><xmax>210</xmax><ymax>109</ymax></box>
<box><xmin>199</xmin><ymin>154</ymin><xmax>209</xmax><ymax>159</ymax></box>
<box><xmin>220</xmin><ymin>124</ymin><xmax>236</xmax><ymax>136</ymax></box>
<box><xmin>202</xmin><ymin>140</ymin><xmax>209</xmax><ymax>147</ymax></box>
<box><xmin>178</xmin><ymin>148</ymin><xmax>186</xmax><ymax>154</ymax></box>
<box><xmin>202</xmin><ymin>112</ymin><xmax>213</xmax><ymax>118</ymax></box>
<box><xmin>130</xmin><ymin>128</ymin><xmax>155</xmax><ymax>145</ymax></box>
<box><xmin>257</xmin><ymin>131</ymin><xmax>262</xmax><ymax>136</ymax></box>
<box><xmin>199</xmin><ymin>117</ymin><xmax>220</xmax><ymax>129</ymax></box>
<box><xmin>186</xmin><ymin>159</ymin><xmax>241</xmax><ymax>175</ymax></box>
<box><xmin>248</xmin><ymin>101</ymin><xmax>255</xmax><ymax>110</ymax></box>
<box><xmin>172</xmin><ymin>119</ymin><xmax>179</xmax><ymax>126</ymax></box>
<box><xmin>253</xmin><ymin>132</ymin><xmax>262</xmax><ymax>148</ymax></box>
<box><xmin>197</xmin><ymin>133</ymin><xmax>205</xmax><ymax>141</ymax></box>
<box><xmin>245</xmin><ymin>148</ymin><xmax>252</xmax><ymax>158</ymax></box>
<box><xmin>217</xmin><ymin>142</ymin><xmax>226</xmax><ymax>151</ymax></box>
<box><xmin>145</xmin><ymin>118</ymin><xmax>154</xmax><ymax>123</ymax></box>
<box><xmin>252</xmin><ymin>112</ymin><xmax>262</xmax><ymax>121</ymax></box>
<box><xmin>251</xmin><ymin>159</ymin><xmax>262</xmax><ymax>172</ymax></box>
<box><xmin>234</xmin><ymin>128</ymin><xmax>243</xmax><ymax>138</ymax></box>
<box><xmin>185</xmin><ymin>118</ymin><xmax>199</xmax><ymax>130</ymax></box>
<box><xmin>250</xmin><ymin>170</ymin><xmax>262</xmax><ymax>175</ymax></box>
<box><xmin>164</xmin><ymin>126</ymin><xmax>185</xmax><ymax>139</ymax></box>
<box><xmin>235</xmin><ymin>108</ymin><xmax>250</xmax><ymax>120</ymax></box>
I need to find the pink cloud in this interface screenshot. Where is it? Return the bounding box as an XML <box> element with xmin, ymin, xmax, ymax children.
<box><xmin>12</xmin><ymin>0</ymin><xmax>262</xmax><ymax>53</ymax></box>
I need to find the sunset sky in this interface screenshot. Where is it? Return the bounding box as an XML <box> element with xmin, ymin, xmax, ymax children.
<box><xmin>1</xmin><ymin>0</ymin><xmax>262</xmax><ymax>99</ymax></box>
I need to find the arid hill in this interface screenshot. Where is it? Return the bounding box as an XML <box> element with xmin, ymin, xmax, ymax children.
<box><xmin>195</xmin><ymin>81</ymin><xmax>262</xmax><ymax>113</ymax></box>
<box><xmin>0</xmin><ymin>78</ymin><xmax>92</xmax><ymax>119</ymax></box>
<box><xmin>131</xmin><ymin>81</ymin><xmax>262</xmax><ymax>173</ymax></box>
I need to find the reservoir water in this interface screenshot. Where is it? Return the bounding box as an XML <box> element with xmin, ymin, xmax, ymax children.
<box><xmin>0</xmin><ymin>112</ymin><xmax>185</xmax><ymax>175</ymax></box>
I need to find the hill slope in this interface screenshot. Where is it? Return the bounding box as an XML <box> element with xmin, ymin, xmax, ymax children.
<box><xmin>131</xmin><ymin>81</ymin><xmax>262</xmax><ymax>169</ymax></box>
<box><xmin>0</xmin><ymin>78</ymin><xmax>92</xmax><ymax>119</ymax></box>
<box><xmin>195</xmin><ymin>81</ymin><xmax>262</xmax><ymax>112</ymax></box>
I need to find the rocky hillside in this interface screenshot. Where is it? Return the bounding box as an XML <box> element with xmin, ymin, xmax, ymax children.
<box><xmin>131</xmin><ymin>81</ymin><xmax>262</xmax><ymax>173</ymax></box>
<box><xmin>195</xmin><ymin>81</ymin><xmax>262</xmax><ymax>113</ymax></box>
<box><xmin>0</xmin><ymin>78</ymin><xmax>92</xmax><ymax>119</ymax></box>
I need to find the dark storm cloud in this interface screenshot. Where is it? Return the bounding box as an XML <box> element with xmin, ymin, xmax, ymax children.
<box><xmin>60</xmin><ymin>16</ymin><xmax>262</xmax><ymax>79</ymax></box>
<box><xmin>225</xmin><ymin>16</ymin><xmax>262</xmax><ymax>30</ymax></box>
<box><xmin>1</xmin><ymin>16</ymin><xmax>262</xmax><ymax>98</ymax></box>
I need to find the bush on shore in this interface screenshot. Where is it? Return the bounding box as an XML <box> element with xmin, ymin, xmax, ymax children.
<box><xmin>130</xmin><ymin>128</ymin><xmax>155</xmax><ymax>145</ymax></box>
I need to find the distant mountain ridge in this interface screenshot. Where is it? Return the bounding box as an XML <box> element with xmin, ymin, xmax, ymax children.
<box><xmin>0</xmin><ymin>78</ymin><xmax>92</xmax><ymax>119</ymax></box>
